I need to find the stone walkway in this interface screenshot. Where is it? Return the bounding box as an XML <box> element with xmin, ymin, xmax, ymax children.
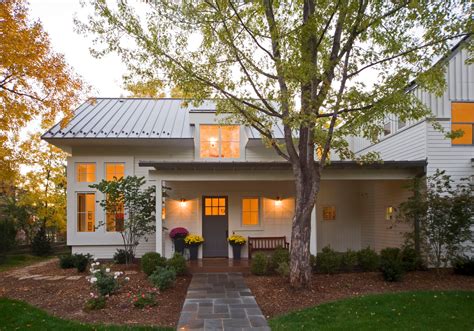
<box><xmin>177</xmin><ymin>273</ymin><xmax>269</xmax><ymax>331</ymax></box>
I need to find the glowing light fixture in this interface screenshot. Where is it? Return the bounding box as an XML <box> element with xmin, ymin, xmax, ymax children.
<box><xmin>180</xmin><ymin>198</ymin><xmax>186</xmax><ymax>207</ymax></box>
<box><xmin>275</xmin><ymin>196</ymin><xmax>282</xmax><ymax>206</ymax></box>
<box><xmin>209</xmin><ymin>137</ymin><xmax>217</xmax><ymax>147</ymax></box>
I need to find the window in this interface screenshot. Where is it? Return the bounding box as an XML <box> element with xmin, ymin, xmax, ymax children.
<box><xmin>76</xmin><ymin>163</ymin><xmax>96</xmax><ymax>182</ymax></box>
<box><xmin>204</xmin><ymin>197</ymin><xmax>226</xmax><ymax>216</ymax></box>
<box><xmin>322</xmin><ymin>206</ymin><xmax>336</xmax><ymax>221</ymax></box>
<box><xmin>77</xmin><ymin>193</ymin><xmax>95</xmax><ymax>232</ymax></box>
<box><xmin>452</xmin><ymin>102</ymin><xmax>474</xmax><ymax>145</ymax></box>
<box><xmin>106</xmin><ymin>199</ymin><xmax>124</xmax><ymax>232</ymax></box>
<box><xmin>383</xmin><ymin>122</ymin><xmax>391</xmax><ymax>136</ymax></box>
<box><xmin>200</xmin><ymin>125</ymin><xmax>240</xmax><ymax>159</ymax></box>
<box><xmin>242</xmin><ymin>198</ymin><xmax>259</xmax><ymax>226</ymax></box>
<box><xmin>106</xmin><ymin>163</ymin><xmax>125</xmax><ymax>181</ymax></box>
<box><xmin>397</xmin><ymin>119</ymin><xmax>406</xmax><ymax>130</ymax></box>
<box><xmin>385</xmin><ymin>206</ymin><xmax>394</xmax><ymax>221</ymax></box>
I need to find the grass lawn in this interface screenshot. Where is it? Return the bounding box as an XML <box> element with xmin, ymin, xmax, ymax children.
<box><xmin>0</xmin><ymin>298</ymin><xmax>172</xmax><ymax>330</ymax></box>
<box><xmin>0</xmin><ymin>254</ymin><xmax>54</xmax><ymax>272</ymax></box>
<box><xmin>269</xmin><ymin>291</ymin><xmax>474</xmax><ymax>331</ymax></box>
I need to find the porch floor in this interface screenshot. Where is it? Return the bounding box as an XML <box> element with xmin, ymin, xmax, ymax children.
<box><xmin>187</xmin><ymin>258</ymin><xmax>250</xmax><ymax>274</ymax></box>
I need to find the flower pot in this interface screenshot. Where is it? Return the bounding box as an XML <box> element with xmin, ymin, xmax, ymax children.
<box><xmin>174</xmin><ymin>237</ymin><xmax>185</xmax><ymax>255</ymax></box>
<box><xmin>189</xmin><ymin>245</ymin><xmax>199</xmax><ymax>260</ymax></box>
<box><xmin>232</xmin><ymin>245</ymin><xmax>242</xmax><ymax>260</ymax></box>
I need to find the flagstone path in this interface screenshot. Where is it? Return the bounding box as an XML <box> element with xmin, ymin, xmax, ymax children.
<box><xmin>177</xmin><ymin>273</ymin><xmax>269</xmax><ymax>331</ymax></box>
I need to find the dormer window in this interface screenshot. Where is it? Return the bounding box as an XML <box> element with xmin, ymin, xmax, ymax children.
<box><xmin>200</xmin><ymin>125</ymin><xmax>240</xmax><ymax>159</ymax></box>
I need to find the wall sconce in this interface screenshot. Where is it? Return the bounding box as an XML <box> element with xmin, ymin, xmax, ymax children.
<box><xmin>275</xmin><ymin>196</ymin><xmax>282</xmax><ymax>207</ymax></box>
<box><xmin>180</xmin><ymin>198</ymin><xmax>186</xmax><ymax>207</ymax></box>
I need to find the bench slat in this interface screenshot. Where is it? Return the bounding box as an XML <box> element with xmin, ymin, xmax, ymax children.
<box><xmin>248</xmin><ymin>236</ymin><xmax>289</xmax><ymax>259</ymax></box>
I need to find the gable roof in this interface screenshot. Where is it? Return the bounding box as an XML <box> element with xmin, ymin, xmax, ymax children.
<box><xmin>42</xmin><ymin>98</ymin><xmax>284</xmax><ymax>140</ymax></box>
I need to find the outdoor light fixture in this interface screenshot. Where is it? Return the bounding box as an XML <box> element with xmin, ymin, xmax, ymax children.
<box><xmin>275</xmin><ymin>196</ymin><xmax>282</xmax><ymax>206</ymax></box>
<box><xmin>180</xmin><ymin>198</ymin><xmax>186</xmax><ymax>207</ymax></box>
<box><xmin>209</xmin><ymin>137</ymin><xmax>217</xmax><ymax>148</ymax></box>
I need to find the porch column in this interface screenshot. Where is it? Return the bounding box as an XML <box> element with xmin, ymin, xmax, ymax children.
<box><xmin>310</xmin><ymin>205</ymin><xmax>317</xmax><ymax>255</ymax></box>
<box><xmin>155</xmin><ymin>179</ymin><xmax>163</xmax><ymax>255</ymax></box>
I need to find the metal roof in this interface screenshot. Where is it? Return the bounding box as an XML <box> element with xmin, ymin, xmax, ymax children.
<box><xmin>138</xmin><ymin>160</ymin><xmax>427</xmax><ymax>171</ymax></box>
<box><xmin>42</xmin><ymin>98</ymin><xmax>284</xmax><ymax>140</ymax></box>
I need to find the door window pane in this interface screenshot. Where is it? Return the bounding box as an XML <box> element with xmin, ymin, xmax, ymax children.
<box><xmin>77</xmin><ymin>193</ymin><xmax>95</xmax><ymax>232</ymax></box>
<box><xmin>204</xmin><ymin>197</ymin><xmax>226</xmax><ymax>216</ymax></box>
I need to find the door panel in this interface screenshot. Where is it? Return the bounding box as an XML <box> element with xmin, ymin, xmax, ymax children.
<box><xmin>202</xmin><ymin>196</ymin><xmax>228</xmax><ymax>257</ymax></box>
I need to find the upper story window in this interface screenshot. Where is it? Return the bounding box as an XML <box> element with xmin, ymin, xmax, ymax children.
<box><xmin>452</xmin><ymin>102</ymin><xmax>474</xmax><ymax>145</ymax></box>
<box><xmin>200</xmin><ymin>125</ymin><xmax>240</xmax><ymax>159</ymax></box>
<box><xmin>397</xmin><ymin>119</ymin><xmax>406</xmax><ymax>130</ymax></box>
<box><xmin>383</xmin><ymin>121</ymin><xmax>391</xmax><ymax>136</ymax></box>
<box><xmin>106</xmin><ymin>163</ymin><xmax>125</xmax><ymax>181</ymax></box>
<box><xmin>76</xmin><ymin>163</ymin><xmax>96</xmax><ymax>183</ymax></box>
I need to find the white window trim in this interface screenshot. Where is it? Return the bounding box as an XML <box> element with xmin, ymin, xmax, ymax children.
<box><xmin>241</xmin><ymin>196</ymin><xmax>261</xmax><ymax>227</ymax></box>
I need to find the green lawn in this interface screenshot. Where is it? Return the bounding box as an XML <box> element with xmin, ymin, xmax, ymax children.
<box><xmin>269</xmin><ymin>291</ymin><xmax>474</xmax><ymax>330</ymax></box>
<box><xmin>0</xmin><ymin>254</ymin><xmax>53</xmax><ymax>272</ymax></box>
<box><xmin>0</xmin><ymin>298</ymin><xmax>172</xmax><ymax>330</ymax></box>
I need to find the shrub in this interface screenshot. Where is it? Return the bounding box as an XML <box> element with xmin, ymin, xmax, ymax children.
<box><xmin>357</xmin><ymin>247</ymin><xmax>380</xmax><ymax>271</ymax></box>
<box><xmin>269</xmin><ymin>246</ymin><xmax>290</xmax><ymax>273</ymax></box>
<box><xmin>132</xmin><ymin>292</ymin><xmax>157</xmax><ymax>309</ymax></box>
<box><xmin>91</xmin><ymin>269</ymin><xmax>120</xmax><ymax>296</ymax></box>
<box><xmin>341</xmin><ymin>250</ymin><xmax>358</xmax><ymax>272</ymax></box>
<box><xmin>114</xmin><ymin>249</ymin><xmax>134</xmax><ymax>264</ymax></box>
<box><xmin>31</xmin><ymin>226</ymin><xmax>51</xmax><ymax>256</ymax></box>
<box><xmin>400</xmin><ymin>246</ymin><xmax>422</xmax><ymax>271</ymax></box>
<box><xmin>84</xmin><ymin>295</ymin><xmax>106</xmax><ymax>311</ymax></box>
<box><xmin>276</xmin><ymin>261</ymin><xmax>290</xmax><ymax>277</ymax></box>
<box><xmin>380</xmin><ymin>248</ymin><xmax>404</xmax><ymax>282</ymax></box>
<box><xmin>167</xmin><ymin>253</ymin><xmax>187</xmax><ymax>276</ymax></box>
<box><xmin>149</xmin><ymin>266</ymin><xmax>176</xmax><ymax>291</ymax></box>
<box><xmin>59</xmin><ymin>254</ymin><xmax>76</xmax><ymax>269</ymax></box>
<box><xmin>74</xmin><ymin>254</ymin><xmax>91</xmax><ymax>272</ymax></box>
<box><xmin>310</xmin><ymin>254</ymin><xmax>317</xmax><ymax>272</ymax></box>
<box><xmin>316</xmin><ymin>246</ymin><xmax>342</xmax><ymax>274</ymax></box>
<box><xmin>250</xmin><ymin>252</ymin><xmax>269</xmax><ymax>276</ymax></box>
<box><xmin>452</xmin><ymin>255</ymin><xmax>474</xmax><ymax>276</ymax></box>
<box><xmin>141</xmin><ymin>252</ymin><xmax>167</xmax><ymax>276</ymax></box>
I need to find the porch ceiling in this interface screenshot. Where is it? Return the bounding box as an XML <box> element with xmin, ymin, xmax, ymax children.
<box><xmin>139</xmin><ymin>160</ymin><xmax>427</xmax><ymax>172</ymax></box>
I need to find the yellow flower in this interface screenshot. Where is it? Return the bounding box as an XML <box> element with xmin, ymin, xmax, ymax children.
<box><xmin>184</xmin><ymin>234</ymin><xmax>204</xmax><ymax>245</ymax></box>
<box><xmin>228</xmin><ymin>235</ymin><xmax>246</xmax><ymax>245</ymax></box>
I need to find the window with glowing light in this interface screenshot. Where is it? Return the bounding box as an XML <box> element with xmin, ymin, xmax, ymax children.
<box><xmin>451</xmin><ymin>102</ymin><xmax>474</xmax><ymax>145</ymax></box>
<box><xmin>385</xmin><ymin>206</ymin><xmax>394</xmax><ymax>221</ymax></box>
<box><xmin>200</xmin><ymin>125</ymin><xmax>240</xmax><ymax>158</ymax></box>
<box><xmin>322</xmin><ymin>206</ymin><xmax>336</xmax><ymax>221</ymax></box>
<box><xmin>76</xmin><ymin>163</ymin><xmax>96</xmax><ymax>182</ymax></box>
<box><xmin>106</xmin><ymin>163</ymin><xmax>125</xmax><ymax>181</ymax></box>
<box><xmin>77</xmin><ymin>193</ymin><xmax>95</xmax><ymax>232</ymax></box>
<box><xmin>204</xmin><ymin>197</ymin><xmax>226</xmax><ymax>216</ymax></box>
<box><xmin>242</xmin><ymin>198</ymin><xmax>259</xmax><ymax>226</ymax></box>
<box><xmin>106</xmin><ymin>198</ymin><xmax>124</xmax><ymax>232</ymax></box>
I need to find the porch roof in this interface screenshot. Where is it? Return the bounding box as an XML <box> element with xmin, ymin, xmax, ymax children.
<box><xmin>138</xmin><ymin>160</ymin><xmax>427</xmax><ymax>172</ymax></box>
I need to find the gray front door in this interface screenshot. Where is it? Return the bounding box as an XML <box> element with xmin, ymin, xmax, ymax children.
<box><xmin>202</xmin><ymin>196</ymin><xmax>228</xmax><ymax>257</ymax></box>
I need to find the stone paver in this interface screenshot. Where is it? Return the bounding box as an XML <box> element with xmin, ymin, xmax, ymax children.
<box><xmin>177</xmin><ymin>273</ymin><xmax>269</xmax><ymax>331</ymax></box>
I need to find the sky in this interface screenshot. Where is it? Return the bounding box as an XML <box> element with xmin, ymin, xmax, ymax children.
<box><xmin>29</xmin><ymin>0</ymin><xmax>128</xmax><ymax>97</ymax></box>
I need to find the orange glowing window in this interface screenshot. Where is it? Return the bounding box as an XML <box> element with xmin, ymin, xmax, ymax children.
<box><xmin>322</xmin><ymin>206</ymin><xmax>336</xmax><ymax>221</ymax></box>
<box><xmin>106</xmin><ymin>163</ymin><xmax>125</xmax><ymax>181</ymax></box>
<box><xmin>200</xmin><ymin>125</ymin><xmax>240</xmax><ymax>158</ymax></box>
<box><xmin>452</xmin><ymin>102</ymin><xmax>474</xmax><ymax>145</ymax></box>
<box><xmin>204</xmin><ymin>197</ymin><xmax>226</xmax><ymax>216</ymax></box>
<box><xmin>106</xmin><ymin>200</ymin><xmax>125</xmax><ymax>232</ymax></box>
<box><xmin>76</xmin><ymin>163</ymin><xmax>96</xmax><ymax>182</ymax></box>
<box><xmin>242</xmin><ymin>198</ymin><xmax>259</xmax><ymax>225</ymax></box>
<box><xmin>77</xmin><ymin>193</ymin><xmax>95</xmax><ymax>232</ymax></box>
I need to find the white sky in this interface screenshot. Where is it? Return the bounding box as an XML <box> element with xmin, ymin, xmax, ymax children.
<box><xmin>29</xmin><ymin>0</ymin><xmax>128</xmax><ymax>97</ymax></box>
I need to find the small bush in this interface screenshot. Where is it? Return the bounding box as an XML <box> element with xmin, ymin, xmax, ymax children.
<box><xmin>149</xmin><ymin>267</ymin><xmax>176</xmax><ymax>291</ymax></box>
<box><xmin>316</xmin><ymin>246</ymin><xmax>342</xmax><ymax>274</ymax></box>
<box><xmin>269</xmin><ymin>246</ymin><xmax>290</xmax><ymax>273</ymax></box>
<box><xmin>276</xmin><ymin>261</ymin><xmax>290</xmax><ymax>277</ymax></box>
<box><xmin>59</xmin><ymin>254</ymin><xmax>76</xmax><ymax>269</ymax></box>
<box><xmin>132</xmin><ymin>292</ymin><xmax>157</xmax><ymax>309</ymax></box>
<box><xmin>93</xmin><ymin>269</ymin><xmax>120</xmax><ymax>296</ymax></box>
<box><xmin>74</xmin><ymin>254</ymin><xmax>91</xmax><ymax>272</ymax></box>
<box><xmin>141</xmin><ymin>252</ymin><xmax>167</xmax><ymax>276</ymax></box>
<box><xmin>341</xmin><ymin>250</ymin><xmax>358</xmax><ymax>272</ymax></box>
<box><xmin>452</xmin><ymin>255</ymin><xmax>474</xmax><ymax>276</ymax></box>
<box><xmin>113</xmin><ymin>249</ymin><xmax>134</xmax><ymax>264</ymax></box>
<box><xmin>380</xmin><ymin>248</ymin><xmax>404</xmax><ymax>282</ymax></box>
<box><xmin>31</xmin><ymin>227</ymin><xmax>51</xmax><ymax>256</ymax></box>
<box><xmin>167</xmin><ymin>253</ymin><xmax>187</xmax><ymax>276</ymax></box>
<box><xmin>84</xmin><ymin>296</ymin><xmax>106</xmax><ymax>311</ymax></box>
<box><xmin>251</xmin><ymin>252</ymin><xmax>269</xmax><ymax>276</ymax></box>
<box><xmin>357</xmin><ymin>247</ymin><xmax>380</xmax><ymax>271</ymax></box>
<box><xmin>400</xmin><ymin>246</ymin><xmax>423</xmax><ymax>272</ymax></box>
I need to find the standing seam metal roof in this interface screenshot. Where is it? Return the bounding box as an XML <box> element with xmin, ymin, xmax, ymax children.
<box><xmin>42</xmin><ymin>98</ymin><xmax>284</xmax><ymax>140</ymax></box>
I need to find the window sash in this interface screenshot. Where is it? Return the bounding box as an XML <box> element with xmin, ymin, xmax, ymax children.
<box><xmin>76</xmin><ymin>163</ymin><xmax>96</xmax><ymax>182</ymax></box>
<box><xmin>105</xmin><ymin>163</ymin><xmax>125</xmax><ymax>181</ymax></box>
<box><xmin>77</xmin><ymin>193</ymin><xmax>95</xmax><ymax>232</ymax></box>
<box><xmin>242</xmin><ymin>198</ymin><xmax>259</xmax><ymax>226</ymax></box>
<box><xmin>451</xmin><ymin>102</ymin><xmax>474</xmax><ymax>145</ymax></box>
<box><xmin>200</xmin><ymin>125</ymin><xmax>240</xmax><ymax>159</ymax></box>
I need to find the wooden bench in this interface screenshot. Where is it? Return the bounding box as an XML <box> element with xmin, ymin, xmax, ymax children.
<box><xmin>248</xmin><ymin>236</ymin><xmax>289</xmax><ymax>259</ymax></box>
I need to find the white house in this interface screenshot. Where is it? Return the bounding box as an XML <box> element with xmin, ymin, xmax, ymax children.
<box><xmin>42</xmin><ymin>38</ymin><xmax>472</xmax><ymax>259</ymax></box>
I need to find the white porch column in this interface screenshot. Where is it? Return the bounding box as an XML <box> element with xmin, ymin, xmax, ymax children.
<box><xmin>310</xmin><ymin>205</ymin><xmax>317</xmax><ymax>255</ymax></box>
<box><xmin>155</xmin><ymin>179</ymin><xmax>163</xmax><ymax>255</ymax></box>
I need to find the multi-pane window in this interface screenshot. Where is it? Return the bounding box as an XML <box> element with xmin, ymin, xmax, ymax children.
<box><xmin>452</xmin><ymin>102</ymin><xmax>474</xmax><ymax>145</ymax></box>
<box><xmin>77</xmin><ymin>193</ymin><xmax>95</xmax><ymax>232</ymax></box>
<box><xmin>106</xmin><ymin>163</ymin><xmax>125</xmax><ymax>181</ymax></box>
<box><xmin>242</xmin><ymin>198</ymin><xmax>259</xmax><ymax>226</ymax></box>
<box><xmin>200</xmin><ymin>125</ymin><xmax>240</xmax><ymax>159</ymax></box>
<box><xmin>76</xmin><ymin>163</ymin><xmax>96</xmax><ymax>182</ymax></box>
<box><xmin>322</xmin><ymin>206</ymin><xmax>336</xmax><ymax>221</ymax></box>
<box><xmin>106</xmin><ymin>200</ymin><xmax>124</xmax><ymax>232</ymax></box>
<box><xmin>385</xmin><ymin>206</ymin><xmax>394</xmax><ymax>221</ymax></box>
<box><xmin>204</xmin><ymin>197</ymin><xmax>226</xmax><ymax>216</ymax></box>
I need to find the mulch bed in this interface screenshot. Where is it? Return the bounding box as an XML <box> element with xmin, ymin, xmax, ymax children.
<box><xmin>0</xmin><ymin>259</ymin><xmax>190</xmax><ymax>328</ymax></box>
<box><xmin>246</xmin><ymin>270</ymin><xmax>474</xmax><ymax>318</ymax></box>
